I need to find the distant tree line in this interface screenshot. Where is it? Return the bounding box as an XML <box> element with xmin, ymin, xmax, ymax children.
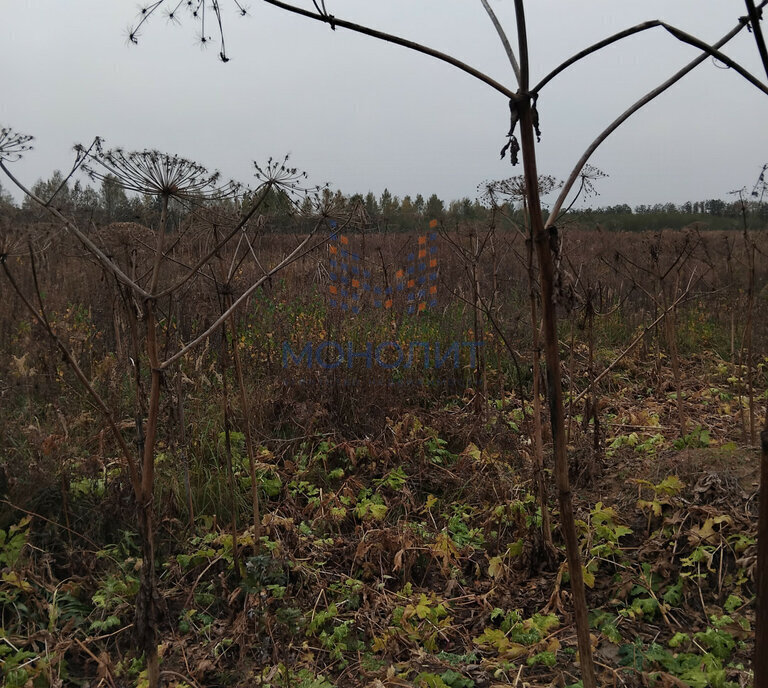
<box><xmin>568</xmin><ymin>198</ymin><xmax>768</xmax><ymax>232</ymax></box>
<box><xmin>2</xmin><ymin>171</ymin><xmax>766</xmax><ymax>233</ymax></box>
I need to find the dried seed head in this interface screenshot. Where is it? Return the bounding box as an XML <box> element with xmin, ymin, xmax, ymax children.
<box><xmin>127</xmin><ymin>0</ymin><xmax>249</xmax><ymax>62</ymax></box>
<box><xmin>578</xmin><ymin>165</ymin><xmax>608</xmax><ymax>199</ymax></box>
<box><xmin>253</xmin><ymin>155</ymin><xmax>325</xmax><ymax>211</ymax></box>
<box><xmin>80</xmin><ymin>139</ymin><xmax>241</xmax><ymax>202</ymax></box>
<box><xmin>0</xmin><ymin>127</ymin><xmax>34</xmax><ymax>163</ymax></box>
<box><xmin>478</xmin><ymin>174</ymin><xmax>561</xmax><ymax>207</ymax></box>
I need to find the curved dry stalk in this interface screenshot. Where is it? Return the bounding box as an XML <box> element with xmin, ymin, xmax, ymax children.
<box><xmin>533</xmin><ymin>14</ymin><xmax>768</xmax><ymax>95</ymax></box>
<box><xmin>534</xmin><ymin>21</ymin><xmax>661</xmax><ymax>93</ymax></box>
<box><xmin>131</xmin><ymin>0</ymin><xmax>516</xmax><ymax>96</ymax></box>
<box><xmin>546</xmin><ymin>12</ymin><xmax>763</xmax><ymax>228</ymax></box>
<box><xmin>160</xmin><ymin>220</ymin><xmax>331</xmax><ymax>370</ymax></box>
<box><xmin>158</xmin><ymin>159</ymin><xmax>318</xmax><ymax>298</ymax></box>
<box><xmin>155</xmin><ymin>185</ymin><xmax>270</xmax><ymax>297</ymax></box>
<box><xmin>44</xmin><ymin>139</ymin><xmax>99</xmax><ymax>208</ymax></box>
<box><xmin>479</xmin><ymin>0</ymin><xmax>521</xmax><ymax>85</ymax></box>
<box><xmin>0</xmin><ymin>160</ymin><xmax>149</xmax><ymax>297</ymax></box>
<box><xmin>261</xmin><ymin>0</ymin><xmax>516</xmax><ymax>98</ymax></box>
<box><xmin>660</xmin><ymin>21</ymin><xmax>768</xmax><ymax>94</ymax></box>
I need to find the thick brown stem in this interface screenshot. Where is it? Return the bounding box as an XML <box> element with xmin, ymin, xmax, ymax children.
<box><xmin>216</xmin><ymin>228</ymin><xmax>262</xmax><ymax>542</ymax></box>
<box><xmin>138</xmin><ymin>301</ymin><xmax>162</xmax><ymax>688</ymax></box>
<box><xmin>725</xmin><ymin>239</ymin><xmax>735</xmax><ymax>367</ymax></box>
<box><xmin>513</xmin><ymin>1</ymin><xmax>596</xmax><ymax>674</ymax></box>
<box><xmin>756</xmin><ymin>428</ymin><xmax>768</xmax><ymax>688</ymax></box>
<box><xmin>653</xmin><ymin>253</ymin><xmax>686</xmax><ymax>437</ymax></box>
<box><xmin>566</xmin><ymin>312</ymin><xmax>576</xmax><ymax>445</ymax></box>
<box><xmin>526</xmin><ymin>234</ymin><xmax>554</xmax><ymax>554</ymax></box>
<box><xmin>138</xmin><ymin>192</ymin><xmax>168</xmax><ymax>688</ymax></box>
<box><xmin>136</xmin><ymin>503</ymin><xmax>159</xmax><ymax>688</ymax></box>
<box><xmin>524</xmin><ymin>156</ymin><xmax>596</xmax><ymax>686</ymax></box>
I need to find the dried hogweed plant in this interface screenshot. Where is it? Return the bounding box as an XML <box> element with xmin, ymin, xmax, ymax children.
<box><xmin>13</xmin><ymin>0</ymin><xmax>766</xmax><ymax>684</ymax></box>
<box><xmin>119</xmin><ymin>2</ymin><xmax>768</xmax><ymax>682</ymax></box>
<box><xmin>1</xmin><ymin>127</ymin><xmax>332</xmax><ymax>688</ymax></box>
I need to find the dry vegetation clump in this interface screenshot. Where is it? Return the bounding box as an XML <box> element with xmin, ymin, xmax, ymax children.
<box><xmin>0</xmin><ymin>205</ymin><xmax>766</xmax><ymax>687</ymax></box>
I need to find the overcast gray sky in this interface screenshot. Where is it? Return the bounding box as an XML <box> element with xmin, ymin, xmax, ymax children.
<box><xmin>1</xmin><ymin>1</ymin><xmax>767</xmax><ymax>209</ymax></box>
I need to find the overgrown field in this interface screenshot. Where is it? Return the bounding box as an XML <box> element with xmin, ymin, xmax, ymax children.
<box><xmin>1</xmin><ymin>217</ymin><xmax>767</xmax><ymax>688</ymax></box>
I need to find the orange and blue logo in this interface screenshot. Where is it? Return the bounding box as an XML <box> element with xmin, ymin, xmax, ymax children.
<box><xmin>328</xmin><ymin>219</ymin><xmax>439</xmax><ymax>315</ymax></box>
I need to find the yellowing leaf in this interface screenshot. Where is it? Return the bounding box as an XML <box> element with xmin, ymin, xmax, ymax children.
<box><xmin>473</xmin><ymin>628</ymin><xmax>526</xmax><ymax>657</ymax></box>
<box><xmin>637</xmin><ymin>499</ymin><xmax>662</xmax><ymax>517</ymax></box>
<box><xmin>689</xmin><ymin>514</ymin><xmax>732</xmax><ymax>545</ymax></box>
<box><xmin>546</xmin><ymin>637</ymin><xmax>561</xmax><ymax>654</ymax></box>
<box><xmin>414</xmin><ymin>594</ymin><xmax>432</xmax><ymax>619</ymax></box>
<box><xmin>656</xmin><ymin>475</ymin><xmax>684</xmax><ymax>496</ymax></box>
<box><xmin>372</xmin><ymin>634</ymin><xmax>390</xmax><ymax>652</ymax></box>
<box><xmin>432</xmin><ymin>531</ymin><xmax>460</xmax><ymax>571</ymax></box>
<box><xmin>3</xmin><ymin>570</ymin><xmax>33</xmax><ymax>592</ymax></box>
<box><xmin>488</xmin><ymin>556</ymin><xmax>505</xmax><ymax>579</ymax></box>
<box><xmin>502</xmin><ymin>642</ymin><xmax>528</xmax><ymax>659</ymax></box>
<box><xmin>462</xmin><ymin>442</ymin><xmax>482</xmax><ymax>462</ymax></box>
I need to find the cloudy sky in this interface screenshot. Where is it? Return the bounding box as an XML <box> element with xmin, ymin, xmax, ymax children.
<box><xmin>1</xmin><ymin>1</ymin><xmax>767</xmax><ymax>208</ymax></box>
